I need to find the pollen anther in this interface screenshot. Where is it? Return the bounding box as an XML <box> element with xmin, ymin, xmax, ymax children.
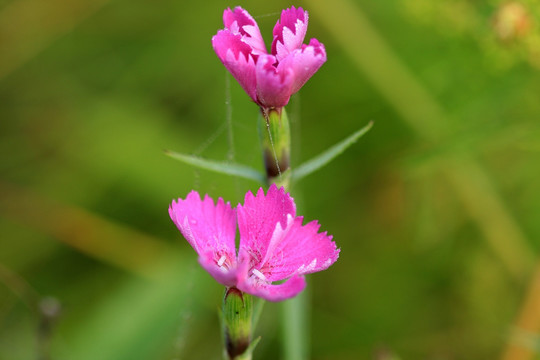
<box><xmin>252</xmin><ymin>268</ymin><xmax>266</xmax><ymax>281</ymax></box>
<box><xmin>217</xmin><ymin>255</ymin><xmax>227</xmax><ymax>267</ymax></box>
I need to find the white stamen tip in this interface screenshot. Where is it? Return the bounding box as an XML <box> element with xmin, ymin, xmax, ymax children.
<box><xmin>217</xmin><ymin>255</ymin><xmax>226</xmax><ymax>267</ymax></box>
<box><xmin>252</xmin><ymin>269</ymin><xmax>266</xmax><ymax>281</ymax></box>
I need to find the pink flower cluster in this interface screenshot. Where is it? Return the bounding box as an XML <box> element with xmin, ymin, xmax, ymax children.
<box><xmin>169</xmin><ymin>185</ymin><xmax>339</xmax><ymax>302</ymax></box>
<box><xmin>212</xmin><ymin>6</ymin><xmax>327</xmax><ymax>110</ymax></box>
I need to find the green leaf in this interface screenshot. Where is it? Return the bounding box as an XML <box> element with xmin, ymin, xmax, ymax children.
<box><xmin>291</xmin><ymin>121</ymin><xmax>373</xmax><ymax>182</ymax></box>
<box><xmin>165</xmin><ymin>150</ymin><xmax>266</xmax><ymax>184</ymax></box>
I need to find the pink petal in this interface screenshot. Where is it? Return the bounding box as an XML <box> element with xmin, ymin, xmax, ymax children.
<box><xmin>237</xmin><ymin>184</ymin><xmax>296</xmax><ymax>267</ymax></box>
<box><xmin>212</xmin><ymin>30</ymin><xmax>258</xmax><ymax>102</ymax></box>
<box><xmin>237</xmin><ymin>273</ymin><xmax>306</xmax><ymax>302</ymax></box>
<box><xmin>257</xmin><ymin>216</ymin><xmax>340</xmax><ymax>283</ymax></box>
<box><xmin>255</xmin><ymin>54</ymin><xmax>295</xmax><ymax>108</ymax></box>
<box><xmin>271</xmin><ymin>6</ymin><xmax>308</xmax><ymax>62</ymax></box>
<box><xmin>169</xmin><ymin>191</ymin><xmax>238</xmax><ymax>286</ymax></box>
<box><xmin>278</xmin><ymin>38</ymin><xmax>327</xmax><ymax>95</ymax></box>
<box><xmin>223</xmin><ymin>7</ymin><xmax>267</xmax><ymax>55</ymax></box>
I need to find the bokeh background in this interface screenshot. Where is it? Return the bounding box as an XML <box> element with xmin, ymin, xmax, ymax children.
<box><xmin>2</xmin><ymin>0</ymin><xmax>540</xmax><ymax>359</ymax></box>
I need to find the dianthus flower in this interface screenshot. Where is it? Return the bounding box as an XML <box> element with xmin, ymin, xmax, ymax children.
<box><xmin>212</xmin><ymin>6</ymin><xmax>327</xmax><ymax>111</ymax></box>
<box><xmin>169</xmin><ymin>185</ymin><xmax>339</xmax><ymax>302</ymax></box>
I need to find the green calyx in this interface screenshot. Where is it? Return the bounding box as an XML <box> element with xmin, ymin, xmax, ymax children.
<box><xmin>221</xmin><ymin>287</ymin><xmax>255</xmax><ymax>360</ymax></box>
<box><xmin>259</xmin><ymin>107</ymin><xmax>291</xmax><ymax>187</ymax></box>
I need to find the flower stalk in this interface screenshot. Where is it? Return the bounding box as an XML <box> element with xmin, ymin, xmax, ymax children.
<box><xmin>262</xmin><ymin>110</ymin><xmax>307</xmax><ymax>359</ymax></box>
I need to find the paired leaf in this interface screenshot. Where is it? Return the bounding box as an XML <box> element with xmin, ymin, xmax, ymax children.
<box><xmin>291</xmin><ymin>121</ymin><xmax>373</xmax><ymax>182</ymax></box>
<box><xmin>166</xmin><ymin>121</ymin><xmax>372</xmax><ymax>185</ymax></box>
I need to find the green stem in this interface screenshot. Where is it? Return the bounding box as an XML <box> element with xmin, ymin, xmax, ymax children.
<box><xmin>282</xmin><ymin>287</ymin><xmax>309</xmax><ymax>360</ymax></box>
<box><xmin>258</xmin><ymin>106</ymin><xmax>308</xmax><ymax>359</ymax></box>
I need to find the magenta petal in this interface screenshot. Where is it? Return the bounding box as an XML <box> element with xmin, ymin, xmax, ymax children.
<box><xmin>271</xmin><ymin>6</ymin><xmax>309</xmax><ymax>62</ymax></box>
<box><xmin>261</xmin><ymin>216</ymin><xmax>339</xmax><ymax>282</ymax></box>
<box><xmin>255</xmin><ymin>54</ymin><xmax>295</xmax><ymax>108</ymax></box>
<box><xmin>237</xmin><ymin>184</ymin><xmax>296</xmax><ymax>266</ymax></box>
<box><xmin>278</xmin><ymin>38</ymin><xmax>327</xmax><ymax>95</ymax></box>
<box><xmin>169</xmin><ymin>191</ymin><xmax>237</xmax><ymax>286</ymax></box>
<box><xmin>212</xmin><ymin>30</ymin><xmax>257</xmax><ymax>102</ymax></box>
<box><xmin>213</xmin><ymin>6</ymin><xmax>326</xmax><ymax>108</ymax></box>
<box><xmin>237</xmin><ymin>274</ymin><xmax>306</xmax><ymax>302</ymax></box>
<box><xmin>223</xmin><ymin>7</ymin><xmax>267</xmax><ymax>55</ymax></box>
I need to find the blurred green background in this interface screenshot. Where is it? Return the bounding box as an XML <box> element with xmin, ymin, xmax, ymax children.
<box><xmin>1</xmin><ymin>0</ymin><xmax>540</xmax><ymax>359</ymax></box>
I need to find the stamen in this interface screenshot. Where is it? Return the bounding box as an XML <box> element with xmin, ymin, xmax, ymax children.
<box><xmin>217</xmin><ymin>255</ymin><xmax>227</xmax><ymax>267</ymax></box>
<box><xmin>252</xmin><ymin>269</ymin><xmax>266</xmax><ymax>281</ymax></box>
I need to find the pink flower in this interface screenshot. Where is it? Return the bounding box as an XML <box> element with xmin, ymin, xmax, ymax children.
<box><xmin>169</xmin><ymin>185</ymin><xmax>339</xmax><ymax>302</ymax></box>
<box><xmin>212</xmin><ymin>6</ymin><xmax>327</xmax><ymax>110</ymax></box>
